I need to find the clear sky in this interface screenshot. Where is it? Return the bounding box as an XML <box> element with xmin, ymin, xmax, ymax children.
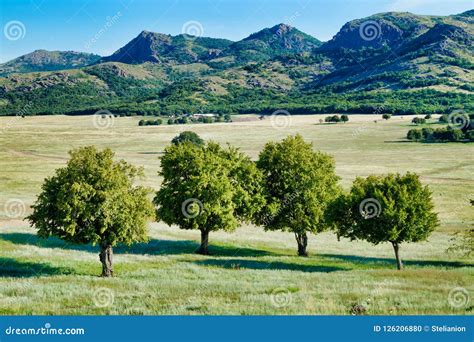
<box><xmin>1</xmin><ymin>0</ymin><xmax>472</xmax><ymax>62</ymax></box>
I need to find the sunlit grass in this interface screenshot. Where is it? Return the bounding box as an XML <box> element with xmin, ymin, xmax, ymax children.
<box><xmin>0</xmin><ymin>114</ymin><xmax>472</xmax><ymax>315</ymax></box>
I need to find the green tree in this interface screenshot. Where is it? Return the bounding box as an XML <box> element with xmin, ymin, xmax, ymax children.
<box><xmin>332</xmin><ymin>173</ymin><xmax>438</xmax><ymax>270</ymax></box>
<box><xmin>28</xmin><ymin>146</ymin><xmax>154</xmax><ymax>277</ymax></box>
<box><xmin>154</xmin><ymin>141</ymin><xmax>264</xmax><ymax>254</ymax></box>
<box><xmin>341</xmin><ymin>114</ymin><xmax>349</xmax><ymax>123</ymax></box>
<box><xmin>439</xmin><ymin>114</ymin><xmax>448</xmax><ymax>123</ymax></box>
<box><xmin>171</xmin><ymin>131</ymin><xmax>204</xmax><ymax>147</ymax></box>
<box><xmin>256</xmin><ymin>135</ymin><xmax>341</xmax><ymax>256</ymax></box>
<box><xmin>407</xmin><ymin>129</ymin><xmax>422</xmax><ymax>140</ymax></box>
<box><xmin>382</xmin><ymin>114</ymin><xmax>391</xmax><ymax>120</ymax></box>
<box><xmin>412</xmin><ymin>117</ymin><xmax>426</xmax><ymax>125</ymax></box>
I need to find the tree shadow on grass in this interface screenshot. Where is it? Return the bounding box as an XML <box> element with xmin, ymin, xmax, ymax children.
<box><xmin>120</xmin><ymin>239</ymin><xmax>274</xmax><ymax>257</ymax></box>
<box><xmin>320</xmin><ymin>254</ymin><xmax>473</xmax><ymax>269</ymax></box>
<box><xmin>0</xmin><ymin>233</ymin><xmax>274</xmax><ymax>257</ymax></box>
<box><xmin>0</xmin><ymin>257</ymin><xmax>74</xmax><ymax>278</ymax></box>
<box><xmin>193</xmin><ymin>258</ymin><xmax>347</xmax><ymax>273</ymax></box>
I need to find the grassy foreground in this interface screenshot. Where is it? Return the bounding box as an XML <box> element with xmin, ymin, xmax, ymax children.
<box><xmin>0</xmin><ymin>114</ymin><xmax>472</xmax><ymax>315</ymax></box>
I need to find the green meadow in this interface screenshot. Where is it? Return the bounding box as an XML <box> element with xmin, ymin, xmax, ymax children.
<box><xmin>0</xmin><ymin>114</ymin><xmax>472</xmax><ymax>315</ymax></box>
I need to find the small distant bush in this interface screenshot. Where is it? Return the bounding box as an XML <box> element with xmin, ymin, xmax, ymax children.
<box><xmin>424</xmin><ymin>114</ymin><xmax>432</xmax><ymax>120</ymax></box>
<box><xmin>421</xmin><ymin>127</ymin><xmax>433</xmax><ymax>139</ymax></box>
<box><xmin>138</xmin><ymin>119</ymin><xmax>163</xmax><ymax>126</ymax></box>
<box><xmin>382</xmin><ymin>114</ymin><xmax>391</xmax><ymax>120</ymax></box>
<box><xmin>412</xmin><ymin>117</ymin><xmax>426</xmax><ymax>125</ymax></box>
<box><xmin>407</xmin><ymin>129</ymin><xmax>422</xmax><ymax>141</ymax></box>
<box><xmin>439</xmin><ymin>115</ymin><xmax>448</xmax><ymax>123</ymax></box>
<box><xmin>341</xmin><ymin>114</ymin><xmax>349</xmax><ymax>123</ymax></box>
<box><xmin>171</xmin><ymin>131</ymin><xmax>204</xmax><ymax>147</ymax></box>
<box><xmin>325</xmin><ymin>115</ymin><xmax>341</xmax><ymax>123</ymax></box>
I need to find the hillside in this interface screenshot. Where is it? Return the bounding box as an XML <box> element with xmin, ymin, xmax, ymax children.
<box><xmin>101</xmin><ymin>30</ymin><xmax>233</xmax><ymax>64</ymax></box>
<box><xmin>312</xmin><ymin>11</ymin><xmax>474</xmax><ymax>92</ymax></box>
<box><xmin>0</xmin><ymin>11</ymin><xmax>472</xmax><ymax>116</ymax></box>
<box><xmin>0</xmin><ymin>50</ymin><xmax>100</xmax><ymax>76</ymax></box>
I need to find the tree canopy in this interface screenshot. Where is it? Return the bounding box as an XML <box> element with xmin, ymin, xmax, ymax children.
<box><xmin>171</xmin><ymin>131</ymin><xmax>204</xmax><ymax>147</ymax></box>
<box><xmin>154</xmin><ymin>141</ymin><xmax>264</xmax><ymax>254</ymax></box>
<box><xmin>256</xmin><ymin>134</ymin><xmax>341</xmax><ymax>256</ymax></box>
<box><xmin>331</xmin><ymin>172</ymin><xmax>438</xmax><ymax>269</ymax></box>
<box><xmin>28</xmin><ymin>146</ymin><xmax>154</xmax><ymax>276</ymax></box>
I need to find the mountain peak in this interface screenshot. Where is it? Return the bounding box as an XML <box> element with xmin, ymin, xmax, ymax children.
<box><xmin>269</xmin><ymin>23</ymin><xmax>294</xmax><ymax>33</ymax></box>
<box><xmin>102</xmin><ymin>30</ymin><xmax>232</xmax><ymax>64</ymax></box>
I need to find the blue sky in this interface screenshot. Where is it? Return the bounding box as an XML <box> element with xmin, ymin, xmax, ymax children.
<box><xmin>1</xmin><ymin>0</ymin><xmax>472</xmax><ymax>62</ymax></box>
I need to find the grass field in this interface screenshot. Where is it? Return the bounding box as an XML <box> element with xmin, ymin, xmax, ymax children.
<box><xmin>0</xmin><ymin>114</ymin><xmax>472</xmax><ymax>315</ymax></box>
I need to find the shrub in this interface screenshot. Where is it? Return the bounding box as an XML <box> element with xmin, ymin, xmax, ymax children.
<box><xmin>171</xmin><ymin>131</ymin><xmax>204</xmax><ymax>147</ymax></box>
<box><xmin>439</xmin><ymin>114</ymin><xmax>448</xmax><ymax>123</ymax></box>
<box><xmin>325</xmin><ymin>115</ymin><xmax>341</xmax><ymax>123</ymax></box>
<box><xmin>412</xmin><ymin>117</ymin><xmax>426</xmax><ymax>125</ymax></box>
<box><xmin>407</xmin><ymin>129</ymin><xmax>422</xmax><ymax>140</ymax></box>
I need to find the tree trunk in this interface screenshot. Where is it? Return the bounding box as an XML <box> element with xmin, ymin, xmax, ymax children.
<box><xmin>391</xmin><ymin>242</ymin><xmax>403</xmax><ymax>270</ymax></box>
<box><xmin>295</xmin><ymin>232</ymin><xmax>308</xmax><ymax>257</ymax></box>
<box><xmin>99</xmin><ymin>244</ymin><xmax>114</xmax><ymax>277</ymax></box>
<box><xmin>197</xmin><ymin>230</ymin><xmax>210</xmax><ymax>255</ymax></box>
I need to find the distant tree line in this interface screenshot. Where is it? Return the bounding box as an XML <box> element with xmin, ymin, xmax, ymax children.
<box><xmin>407</xmin><ymin>113</ymin><xmax>473</xmax><ymax>142</ymax></box>
<box><xmin>138</xmin><ymin>114</ymin><xmax>232</xmax><ymax>126</ymax></box>
<box><xmin>1</xmin><ymin>78</ymin><xmax>473</xmax><ymax>117</ymax></box>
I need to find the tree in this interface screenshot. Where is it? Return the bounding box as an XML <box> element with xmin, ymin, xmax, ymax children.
<box><xmin>171</xmin><ymin>131</ymin><xmax>204</xmax><ymax>147</ymax></box>
<box><xmin>325</xmin><ymin>115</ymin><xmax>341</xmax><ymax>123</ymax></box>
<box><xmin>341</xmin><ymin>114</ymin><xmax>349</xmax><ymax>123</ymax></box>
<box><xmin>331</xmin><ymin>173</ymin><xmax>438</xmax><ymax>270</ymax></box>
<box><xmin>382</xmin><ymin>114</ymin><xmax>391</xmax><ymax>120</ymax></box>
<box><xmin>407</xmin><ymin>129</ymin><xmax>422</xmax><ymax>140</ymax></box>
<box><xmin>439</xmin><ymin>115</ymin><xmax>448</xmax><ymax>123</ymax></box>
<box><xmin>256</xmin><ymin>135</ymin><xmax>341</xmax><ymax>256</ymax></box>
<box><xmin>28</xmin><ymin>146</ymin><xmax>154</xmax><ymax>277</ymax></box>
<box><xmin>154</xmin><ymin>141</ymin><xmax>264</xmax><ymax>254</ymax></box>
<box><xmin>412</xmin><ymin>117</ymin><xmax>426</xmax><ymax>125</ymax></box>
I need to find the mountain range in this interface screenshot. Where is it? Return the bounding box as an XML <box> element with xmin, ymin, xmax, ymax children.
<box><xmin>0</xmin><ymin>10</ymin><xmax>472</xmax><ymax>116</ymax></box>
